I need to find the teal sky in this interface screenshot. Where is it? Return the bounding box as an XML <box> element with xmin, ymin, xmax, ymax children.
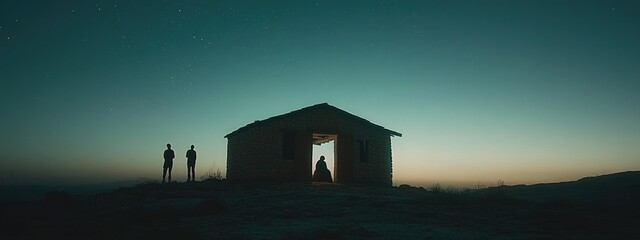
<box><xmin>1</xmin><ymin>1</ymin><xmax>639</xmax><ymax>186</ymax></box>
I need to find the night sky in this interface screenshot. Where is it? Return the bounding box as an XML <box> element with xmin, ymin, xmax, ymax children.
<box><xmin>1</xmin><ymin>1</ymin><xmax>639</xmax><ymax>186</ymax></box>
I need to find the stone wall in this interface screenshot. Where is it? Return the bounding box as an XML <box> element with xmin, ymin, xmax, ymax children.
<box><xmin>352</xmin><ymin>133</ymin><xmax>392</xmax><ymax>186</ymax></box>
<box><xmin>226</xmin><ymin>127</ymin><xmax>293</xmax><ymax>182</ymax></box>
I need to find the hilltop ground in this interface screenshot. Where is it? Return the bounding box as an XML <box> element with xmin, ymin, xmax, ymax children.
<box><xmin>1</xmin><ymin>172</ymin><xmax>639</xmax><ymax>239</ymax></box>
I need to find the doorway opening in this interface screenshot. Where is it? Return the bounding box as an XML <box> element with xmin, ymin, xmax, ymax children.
<box><xmin>312</xmin><ymin>133</ymin><xmax>336</xmax><ymax>182</ymax></box>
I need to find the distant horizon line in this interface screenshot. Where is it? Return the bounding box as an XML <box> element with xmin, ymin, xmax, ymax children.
<box><xmin>3</xmin><ymin>170</ymin><xmax>638</xmax><ymax>189</ymax></box>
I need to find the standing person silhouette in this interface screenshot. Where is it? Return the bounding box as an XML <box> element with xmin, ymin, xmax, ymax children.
<box><xmin>163</xmin><ymin>143</ymin><xmax>175</xmax><ymax>183</ymax></box>
<box><xmin>186</xmin><ymin>145</ymin><xmax>197</xmax><ymax>182</ymax></box>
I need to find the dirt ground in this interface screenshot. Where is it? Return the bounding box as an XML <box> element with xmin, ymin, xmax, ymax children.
<box><xmin>1</xmin><ymin>180</ymin><xmax>638</xmax><ymax>239</ymax></box>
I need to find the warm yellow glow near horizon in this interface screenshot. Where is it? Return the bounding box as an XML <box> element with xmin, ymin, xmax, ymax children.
<box><xmin>391</xmin><ymin>137</ymin><xmax>640</xmax><ymax>187</ymax></box>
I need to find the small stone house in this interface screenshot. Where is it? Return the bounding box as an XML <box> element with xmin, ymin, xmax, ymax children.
<box><xmin>225</xmin><ymin>103</ymin><xmax>402</xmax><ymax>186</ymax></box>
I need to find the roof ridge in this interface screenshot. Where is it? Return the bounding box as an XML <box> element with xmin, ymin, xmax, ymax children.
<box><xmin>225</xmin><ymin>103</ymin><xmax>401</xmax><ymax>138</ymax></box>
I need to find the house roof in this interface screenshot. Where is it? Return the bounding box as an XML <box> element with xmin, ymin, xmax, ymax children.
<box><xmin>224</xmin><ymin>103</ymin><xmax>402</xmax><ymax>138</ymax></box>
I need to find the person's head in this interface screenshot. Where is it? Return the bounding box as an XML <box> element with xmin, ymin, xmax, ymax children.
<box><xmin>320</xmin><ymin>155</ymin><xmax>325</xmax><ymax>161</ymax></box>
<box><xmin>166</xmin><ymin>143</ymin><xmax>171</xmax><ymax>149</ymax></box>
<box><xmin>190</xmin><ymin>145</ymin><xmax>195</xmax><ymax>150</ymax></box>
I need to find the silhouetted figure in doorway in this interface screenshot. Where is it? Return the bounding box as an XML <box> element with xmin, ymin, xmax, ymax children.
<box><xmin>186</xmin><ymin>144</ymin><xmax>197</xmax><ymax>182</ymax></box>
<box><xmin>163</xmin><ymin>143</ymin><xmax>175</xmax><ymax>183</ymax></box>
<box><xmin>313</xmin><ymin>155</ymin><xmax>333</xmax><ymax>182</ymax></box>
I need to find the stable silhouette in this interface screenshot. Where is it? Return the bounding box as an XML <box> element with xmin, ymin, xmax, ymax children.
<box><xmin>186</xmin><ymin>144</ymin><xmax>197</xmax><ymax>182</ymax></box>
<box><xmin>313</xmin><ymin>155</ymin><xmax>333</xmax><ymax>182</ymax></box>
<box><xmin>162</xmin><ymin>143</ymin><xmax>175</xmax><ymax>183</ymax></box>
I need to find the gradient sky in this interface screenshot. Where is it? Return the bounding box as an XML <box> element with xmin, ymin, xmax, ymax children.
<box><xmin>1</xmin><ymin>0</ymin><xmax>639</xmax><ymax>186</ymax></box>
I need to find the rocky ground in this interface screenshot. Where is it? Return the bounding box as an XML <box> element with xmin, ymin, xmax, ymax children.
<box><xmin>1</xmin><ymin>178</ymin><xmax>639</xmax><ymax>240</ymax></box>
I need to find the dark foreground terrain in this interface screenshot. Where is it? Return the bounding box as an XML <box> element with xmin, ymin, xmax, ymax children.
<box><xmin>2</xmin><ymin>172</ymin><xmax>639</xmax><ymax>239</ymax></box>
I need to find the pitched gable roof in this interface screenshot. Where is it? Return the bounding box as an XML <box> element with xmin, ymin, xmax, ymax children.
<box><xmin>224</xmin><ymin>103</ymin><xmax>402</xmax><ymax>138</ymax></box>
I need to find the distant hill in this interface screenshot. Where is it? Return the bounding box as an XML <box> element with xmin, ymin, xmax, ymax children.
<box><xmin>494</xmin><ymin>171</ymin><xmax>640</xmax><ymax>207</ymax></box>
<box><xmin>0</xmin><ymin>177</ymin><xmax>157</xmax><ymax>201</ymax></box>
